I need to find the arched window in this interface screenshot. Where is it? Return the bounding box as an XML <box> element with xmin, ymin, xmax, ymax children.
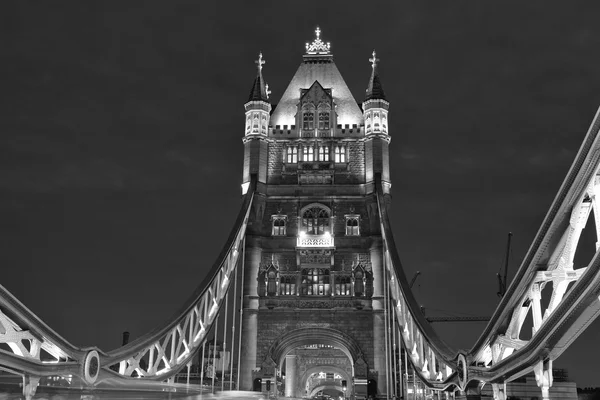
<box><xmin>286</xmin><ymin>146</ymin><xmax>298</xmax><ymax>163</ymax></box>
<box><xmin>272</xmin><ymin>218</ymin><xmax>286</xmax><ymax>236</ymax></box>
<box><xmin>302</xmin><ymin>205</ymin><xmax>329</xmax><ymax>234</ymax></box>
<box><xmin>318</xmin><ymin>146</ymin><xmax>329</xmax><ymax>162</ymax></box>
<box><xmin>303</xmin><ymin>112</ymin><xmax>314</xmax><ymax>130</ymax></box>
<box><xmin>334</xmin><ymin>146</ymin><xmax>346</xmax><ymax>163</ymax></box>
<box><xmin>346</xmin><ymin>217</ymin><xmax>360</xmax><ymax>236</ymax></box>
<box><xmin>267</xmin><ymin>270</ymin><xmax>278</xmax><ymax>296</ymax></box>
<box><xmin>303</xmin><ymin>146</ymin><xmax>314</xmax><ymax>162</ymax></box>
<box><xmin>318</xmin><ymin>112</ymin><xmax>330</xmax><ymax>130</ymax></box>
<box><xmin>301</xmin><ymin>268</ymin><xmax>330</xmax><ymax>296</ymax></box>
<box><xmin>335</xmin><ymin>276</ymin><xmax>352</xmax><ymax>296</ymax></box>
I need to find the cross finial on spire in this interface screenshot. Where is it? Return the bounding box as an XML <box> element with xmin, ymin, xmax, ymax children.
<box><xmin>369</xmin><ymin>50</ymin><xmax>379</xmax><ymax>69</ymax></box>
<box><xmin>305</xmin><ymin>26</ymin><xmax>331</xmax><ymax>55</ymax></box>
<box><xmin>255</xmin><ymin>52</ymin><xmax>265</xmax><ymax>72</ymax></box>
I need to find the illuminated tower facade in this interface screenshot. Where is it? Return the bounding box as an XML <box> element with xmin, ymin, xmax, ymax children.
<box><xmin>239</xmin><ymin>28</ymin><xmax>391</xmax><ymax>399</ymax></box>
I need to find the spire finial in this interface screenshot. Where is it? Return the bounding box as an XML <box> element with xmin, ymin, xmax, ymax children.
<box><xmin>255</xmin><ymin>52</ymin><xmax>265</xmax><ymax>73</ymax></box>
<box><xmin>369</xmin><ymin>50</ymin><xmax>379</xmax><ymax>70</ymax></box>
<box><xmin>305</xmin><ymin>26</ymin><xmax>331</xmax><ymax>55</ymax></box>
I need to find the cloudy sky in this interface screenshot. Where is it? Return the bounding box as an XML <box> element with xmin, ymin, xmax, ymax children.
<box><xmin>2</xmin><ymin>0</ymin><xmax>600</xmax><ymax>388</ymax></box>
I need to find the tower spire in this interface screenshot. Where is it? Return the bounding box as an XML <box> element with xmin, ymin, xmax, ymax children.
<box><xmin>247</xmin><ymin>52</ymin><xmax>269</xmax><ymax>102</ymax></box>
<box><xmin>365</xmin><ymin>50</ymin><xmax>387</xmax><ymax>101</ymax></box>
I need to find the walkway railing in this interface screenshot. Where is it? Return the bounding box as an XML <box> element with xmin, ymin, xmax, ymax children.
<box><xmin>0</xmin><ymin>178</ymin><xmax>256</xmax><ymax>396</ymax></box>
<box><xmin>465</xmin><ymin>109</ymin><xmax>600</xmax><ymax>398</ymax></box>
<box><xmin>375</xmin><ymin>108</ymin><xmax>600</xmax><ymax>399</ymax></box>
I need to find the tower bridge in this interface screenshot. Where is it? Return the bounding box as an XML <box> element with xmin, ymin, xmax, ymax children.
<box><xmin>2</xmin><ymin>27</ymin><xmax>600</xmax><ymax>400</ymax></box>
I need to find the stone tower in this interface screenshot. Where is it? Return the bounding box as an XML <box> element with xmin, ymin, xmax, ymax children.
<box><xmin>239</xmin><ymin>28</ymin><xmax>391</xmax><ymax>399</ymax></box>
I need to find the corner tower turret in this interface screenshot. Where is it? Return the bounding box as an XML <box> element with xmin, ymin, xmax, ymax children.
<box><xmin>242</xmin><ymin>53</ymin><xmax>272</xmax><ymax>190</ymax></box>
<box><xmin>363</xmin><ymin>51</ymin><xmax>391</xmax><ymax>190</ymax></box>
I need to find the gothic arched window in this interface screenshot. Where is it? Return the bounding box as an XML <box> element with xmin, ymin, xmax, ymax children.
<box><xmin>346</xmin><ymin>217</ymin><xmax>360</xmax><ymax>236</ymax></box>
<box><xmin>302</xmin><ymin>205</ymin><xmax>329</xmax><ymax>234</ymax></box>
<box><xmin>318</xmin><ymin>111</ymin><xmax>330</xmax><ymax>130</ymax></box>
<box><xmin>272</xmin><ymin>218</ymin><xmax>286</xmax><ymax>236</ymax></box>
<box><xmin>334</xmin><ymin>146</ymin><xmax>346</xmax><ymax>163</ymax></box>
<box><xmin>303</xmin><ymin>146</ymin><xmax>314</xmax><ymax>162</ymax></box>
<box><xmin>286</xmin><ymin>146</ymin><xmax>298</xmax><ymax>163</ymax></box>
<box><xmin>303</xmin><ymin>112</ymin><xmax>314</xmax><ymax>130</ymax></box>
<box><xmin>318</xmin><ymin>146</ymin><xmax>329</xmax><ymax>162</ymax></box>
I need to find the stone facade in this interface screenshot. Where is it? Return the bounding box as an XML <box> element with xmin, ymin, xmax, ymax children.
<box><xmin>239</xmin><ymin>30</ymin><xmax>391</xmax><ymax>399</ymax></box>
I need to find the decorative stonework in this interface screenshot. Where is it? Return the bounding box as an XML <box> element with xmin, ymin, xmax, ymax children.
<box><xmin>297</xmin><ymin>234</ymin><xmax>334</xmax><ymax>248</ymax></box>
<box><xmin>305</xmin><ymin>26</ymin><xmax>331</xmax><ymax>55</ymax></box>
<box><xmin>299</xmin><ymin>249</ymin><xmax>332</xmax><ymax>264</ymax></box>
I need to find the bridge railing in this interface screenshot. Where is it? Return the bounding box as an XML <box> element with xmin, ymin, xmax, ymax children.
<box><xmin>376</xmin><ymin>178</ymin><xmax>460</xmax><ymax>391</ymax></box>
<box><xmin>0</xmin><ymin>178</ymin><xmax>256</xmax><ymax>388</ymax></box>
<box><xmin>465</xmin><ymin>108</ymin><xmax>600</xmax><ymax>393</ymax></box>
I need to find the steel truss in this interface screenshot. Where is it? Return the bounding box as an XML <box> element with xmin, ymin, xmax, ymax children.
<box><xmin>2</xmin><ymin>110</ymin><xmax>600</xmax><ymax>400</ymax></box>
<box><xmin>0</xmin><ymin>181</ymin><xmax>255</xmax><ymax>398</ymax></box>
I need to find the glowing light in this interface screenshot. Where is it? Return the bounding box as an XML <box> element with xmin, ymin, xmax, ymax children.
<box><xmin>221</xmin><ymin>275</ymin><xmax>229</xmax><ymax>288</ymax></box>
<box><xmin>241</xmin><ymin>182</ymin><xmax>250</xmax><ymax>195</ymax></box>
<box><xmin>299</xmin><ymin>231</ymin><xmax>306</xmax><ymax>237</ymax></box>
<box><xmin>323</xmin><ymin>231</ymin><xmax>331</xmax><ymax>238</ymax></box>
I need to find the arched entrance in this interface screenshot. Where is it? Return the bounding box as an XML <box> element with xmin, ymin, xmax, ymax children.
<box><xmin>262</xmin><ymin>327</ymin><xmax>367</xmax><ymax>398</ymax></box>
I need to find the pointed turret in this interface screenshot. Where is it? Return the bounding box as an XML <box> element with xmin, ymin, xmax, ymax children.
<box><xmin>247</xmin><ymin>52</ymin><xmax>270</xmax><ymax>102</ymax></box>
<box><xmin>242</xmin><ymin>53</ymin><xmax>272</xmax><ymax>190</ymax></box>
<box><xmin>365</xmin><ymin>51</ymin><xmax>387</xmax><ymax>101</ymax></box>
<box><xmin>363</xmin><ymin>51</ymin><xmax>391</xmax><ymax>190</ymax></box>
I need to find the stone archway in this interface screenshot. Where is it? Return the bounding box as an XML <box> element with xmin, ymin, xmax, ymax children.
<box><xmin>263</xmin><ymin>327</ymin><xmax>367</xmax><ymax>398</ymax></box>
<box><xmin>302</xmin><ymin>365</ymin><xmax>352</xmax><ymax>399</ymax></box>
<box><xmin>267</xmin><ymin>327</ymin><xmax>366</xmax><ymax>368</ymax></box>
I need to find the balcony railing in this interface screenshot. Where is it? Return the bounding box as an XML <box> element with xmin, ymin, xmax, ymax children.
<box><xmin>297</xmin><ymin>234</ymin><xmax>334</xmax><ymax>248</ymax></box>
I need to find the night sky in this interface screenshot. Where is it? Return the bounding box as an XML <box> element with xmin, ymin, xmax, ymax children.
<box><xmin>3</xmin><ymin>0</ymin><xmax>600</xmax><ymax>388</ymax></box>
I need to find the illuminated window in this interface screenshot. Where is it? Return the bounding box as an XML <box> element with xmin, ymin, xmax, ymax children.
<box><xmin>301</xmin><ymin>268</ymin><xmax>330</xmax><ymax>296</ymax></box>
<box><xmin>272</xmin><ymin>217</ymin><xmax>286</xmax><ymax>236</ymax></box>
<box><xmin>318</xmin><ymin>146</ymin><xmax>329</xmax><ymax>161</ymax></box>
<box><xmin>318</xmin><ymin>112</ymin><xmax>330</xmax><ymax>130</ymax></box>
<box><xmin>346</xmin><ymin>217</ymin><xmax>360</xmax><ymax>236</ymax></box>
<box><xmin>286</xmin><ymin>146</ymin><xmax>298</xmax><ymax>163</ymax></box>
<box><xmin>280</xmin><ymin>276</ymin><xmax>296</xmax><ymax>295</ymax></box>
<box><xmin>334</xmin><ymin>146</ymin><xmax>346</xmax><ymax>163</ymax></box>
<box><xmin>303</xmin><ymin>112</ymin><xmax>314</xmax><ymax>130</ymax></box>
<box><xmin>335</xmin><ymin>276</ymin><xmax>352</xmax><ymax>296</ymax></box>
<box><xmin>303</xmin><ymin>146</ymin><xmax>314</xmax><ymax>162</ymax></box>
<box><xmin>302</xmin><ymin>206</ymin><xmax>329</xmax><ymax>234</ymax></box>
